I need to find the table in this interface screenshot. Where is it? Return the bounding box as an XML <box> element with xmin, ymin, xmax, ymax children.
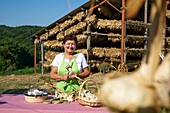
<box><xmin>0</xmin><ymin>94</ymin><xmax>110</xmax><ymax>113</ymax></box>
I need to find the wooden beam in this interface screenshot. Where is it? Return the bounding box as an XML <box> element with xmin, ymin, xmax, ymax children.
<box><xmin>34</xmin><ymin>42</ymin><xmax>36</xmax><ymax>74</ymax></box>
<box><xmin>87</xmin><ymin>24</ymin><xmax>91</xmax><ymax>71</ymax></box>
<box><xmin>144</xmin><ymin>0</ymin><xmax>148</xmax><ymax>49</ymax></box>
<box><xmin>121</xmin><ymin>0</ymin><xmax>125</xmax><ymax>65</ymax></box>
<box><xmin>41</xmin><ymin>42</ymin><xmax>44</xmax><ymax>75</ymax></box>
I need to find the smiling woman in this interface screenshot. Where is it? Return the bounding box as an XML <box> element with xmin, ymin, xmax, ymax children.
<box><xmin>49</xmin><ymin>35</ymin><xmax>90</xmax><ymax>94</ymax></box>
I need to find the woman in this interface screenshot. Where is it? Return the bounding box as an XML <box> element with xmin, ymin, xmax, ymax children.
<box><xmin>50</xmin><ymin>35</ymin><xmax>90</xmax><ymax>93</ymax></box>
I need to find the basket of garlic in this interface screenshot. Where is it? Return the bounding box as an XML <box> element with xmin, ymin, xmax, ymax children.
<box><xmin>76</xmin><ymin>79</ymin><xmax>102</xmax><ymax>107</ymax></box>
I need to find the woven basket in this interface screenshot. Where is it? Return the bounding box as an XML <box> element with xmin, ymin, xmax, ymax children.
<box><xmin>76</xmin><ymin>79</ymin><xmax>102</xmax><ymax>107</ymax></box>
<box><xmin>24</xmin><ymin>95</ymin><xmax>48</xmax><ymax>103</ymax></box>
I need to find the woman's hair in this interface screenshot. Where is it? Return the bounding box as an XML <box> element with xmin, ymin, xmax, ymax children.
<box><xmin>63</xmin><ymin>35</ymin><xmax>77</xmax><ymax>45</ymax></box>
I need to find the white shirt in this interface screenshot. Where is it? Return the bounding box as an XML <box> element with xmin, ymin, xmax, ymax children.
<box><xmin>51</xmin><ymin>53</ymin><xmax>89</xmax><ymax>72</ymax></box>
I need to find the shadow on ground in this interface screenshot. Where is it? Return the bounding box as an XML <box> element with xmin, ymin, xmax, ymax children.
<box><xmin>1</xmin><ymin>88</ymin><xmax>28</xmax><ymax>94</ymax></box>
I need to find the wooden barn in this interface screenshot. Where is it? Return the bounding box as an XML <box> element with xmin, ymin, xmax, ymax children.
<box><xmin>31</xmin><ymin>0</ymin><xmax>170</xmax><ymax>74</ymax></box>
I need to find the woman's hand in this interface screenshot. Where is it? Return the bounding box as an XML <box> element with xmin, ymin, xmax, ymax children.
<box><xmin>63</xmin><ymin>74</ymin><xmax>69</xmax><ymax>80</ymax></box>
<box><xmin>68</xmin><ymin>72</ymin><xmax>77</xmax><ymax>79</ymax></box>
<box><xmin>68</xmin><ymin>72</ymin><xmax>83</xmax><ymax>82</ymax></box>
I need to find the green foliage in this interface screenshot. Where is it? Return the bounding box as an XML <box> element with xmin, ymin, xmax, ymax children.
<box><xmin>0</xmin><ymin>66</ymin><xmax>50</xmax><ymax>76</ymax></box>
<box><xmin>0</xmin><ymin>25</ymin><xmax>44</xmax><ymax>72</ymax></box>
<box><xmin>0</xmin><ymin>67</ymin><xmax>34</xmax><ymax>75</ymax></box>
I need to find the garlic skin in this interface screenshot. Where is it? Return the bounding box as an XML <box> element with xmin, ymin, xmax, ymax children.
<box><xmin>101</xmin><ymin>74</ymin><xmax>158</xmax><ymax>113</ymax></box>
<box><xmin>81</xmin><ymin>90</ymin><xmax>98</xmax><ymax>101</ymax></box>
<box><xmin>27</xmin><ymin>88</ymin><xmax>47</xmax><ymax>96</ymax></box>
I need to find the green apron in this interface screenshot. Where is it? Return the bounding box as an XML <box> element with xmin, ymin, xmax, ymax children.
<box><xmin>56</xmin><ymin>53</ymin><xmax>80</xmax><ymax>93</ymax></box>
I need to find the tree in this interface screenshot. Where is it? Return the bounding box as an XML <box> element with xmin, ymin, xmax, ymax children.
<box><xmin>0</xmin><ymin>25</ymin><xmax>43</xmax><ymax>71</ymax></box>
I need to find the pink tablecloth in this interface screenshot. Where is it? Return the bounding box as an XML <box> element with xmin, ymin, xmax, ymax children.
<box><xmin>0</xmin><ymin>94</ymin><xmax>110</xmax><ymax>113</ymax></box>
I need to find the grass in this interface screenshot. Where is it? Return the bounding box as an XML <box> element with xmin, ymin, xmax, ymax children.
<box><xmin>0</xmin><ymin>66</ymin><xmax>50</xmax><ymax>76</ymax></box>
<box><xmin>0</xmin><ymin>74</ymin><xmax>45</xmax><ymax>94</ymax></box>
<box><xmin>0</xmin><ymin>66</ymin><xmax>52</xmax><ymax>94</ymax></box>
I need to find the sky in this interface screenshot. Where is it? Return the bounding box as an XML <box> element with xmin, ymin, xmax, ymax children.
<box><xmin>0</xmin><ymin>0</ymin><xmax>88</xmax><ymax>27</ymax></box>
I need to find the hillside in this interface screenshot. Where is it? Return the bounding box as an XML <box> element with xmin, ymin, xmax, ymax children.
<box><xmin>0</xmin><ymin>25</ymin><xmax>44</xmax><ymax>72</ymax></box>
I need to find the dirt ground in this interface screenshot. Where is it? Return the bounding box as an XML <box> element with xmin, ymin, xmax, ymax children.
<box><xmin>0</xmin><ymin>72</ymin><xmax>105</xmax><ymax>94</ymax></box>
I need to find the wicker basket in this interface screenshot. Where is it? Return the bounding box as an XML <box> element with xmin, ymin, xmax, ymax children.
<box><xmin>76</xmin><ymin>79</ymin><xmax>102</xmax><ymax>107</ymax></box>
<box><xmin>24</xmin><ymin>95</ymin><xmax>48</xmax><ymax>103</ymax></box>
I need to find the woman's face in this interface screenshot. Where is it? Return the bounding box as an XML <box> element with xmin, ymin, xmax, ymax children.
<box><xmin>64</xmin><ymin>40</ymin><xmax>76</xmax><ymax>54</ymax></box>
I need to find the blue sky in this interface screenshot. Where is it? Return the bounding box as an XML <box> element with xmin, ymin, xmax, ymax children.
<box><xmin>0</xmin><ymin>0</ymin><xmax>88</xmax><ymax>27</ymax></box>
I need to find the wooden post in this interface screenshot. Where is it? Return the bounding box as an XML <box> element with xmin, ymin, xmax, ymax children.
<box><xmin>162</xmin><ymin>1</ymin><xmax>168</xmax><ymax>55</ymax></box>
<box><xmin>87</xmin><ymin>24</ymin><xmax>91</xmax><ymax>71</ymax></box>
<box><xmin>121</xmin><ymin>0</ymin><xmax>125</xmax><ymax>72</ymax></box>
<box><xmin>121</xmin><ymin>0</ymin><xmax>125</xmax><ymax>64</ymax></box>
<box><xmin>144</xmin><ymin>0</ymin><xmax>148</xmax><ymax>49</ymax></box>
<box><xmin>34</xmin><ymin>42</ymin><xmax>36</xmax><ymax>74</ymax></box>
<box><xmin>41</xmin><ymin>41</ymin><xmax>44</xmax><ymax>75</ymax></box>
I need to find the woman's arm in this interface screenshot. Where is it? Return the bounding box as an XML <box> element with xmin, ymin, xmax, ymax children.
<box><xmin>50</xmin><ymin>66</ymin><xmax>69</xmax><ymax>81</ymax></box>
<box><xmin>76</xmin><ymin>53</ymin><xmax>90</xmax><ymax>79</ymax></box>
<box><xmin>69</xmin><ymin>67</ymin><xmax>90</xmax><ymax>79</ymax></box>
<box><xmin>77</xmin><ymin>67</ymin><xmax>90</xmax><ymax>79</ymax></box>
